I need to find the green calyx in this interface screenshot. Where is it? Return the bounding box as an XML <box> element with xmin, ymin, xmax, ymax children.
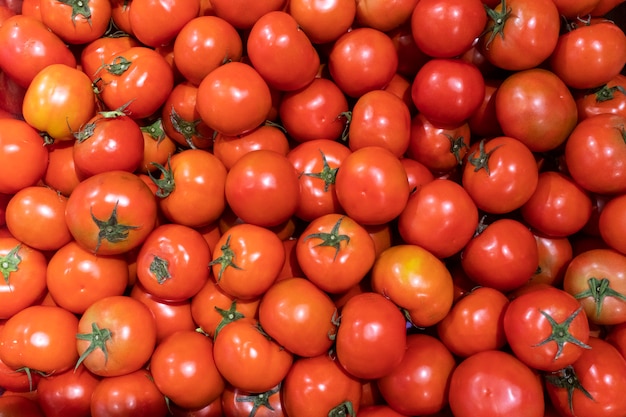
<box><xmin>467</xmin><ymin>139</ymin><xmax>502</xmax><ymax>175</ymax></box>
<box><xmin>0</xmin><ymin>244</ymin><xmax>21</xmax><ymax>286</ymax></box>
<box><xmin>483</xmin><ymin>0</ymin><xmax>513</xmax><ymax>49</ymax></box>
<box><xmin>209</xmin><ymin>235</ymin><xmax>244</xmax><ymax>281</ymax></box>
<box><xmin>75</xmin><ymin>322</ymin><xmax>113</xmax><ymax>371</ymax></box>
<box><xmin>90</xmin><ymin>201</ymin><xmax>139</xmax><ymax>254</ymax></box>
<box><xmin>57</xmin><ymin>0</ymin><xmax>92</xmax><ymax>23</ymax></box>
<box><xmin>213</xmin><ymin>301</ymin><xmax>245</xmax><ymax>340</ymax></box>
<box><xmin>573</xmin><ymin>277</ymin><xmax>626</xmax><ymax>319</ymax></box>
<box><xmin>533</xmin><ymin>306</ymin><xmax>591</xmax><ymax>360</ymax></box>
<box><xmin>303</xmin><ymin>216</ymin><xmax>350</xmax><ymax>261</ymax></box>
<box><xmin>149</xmin><ymin>255</ymin><xmax>171</xmax><ymax>284</ymax></box>
<box><xmin>328</xmin><ymin>401</ymin><xmax>356</xmax><ymax>417</ymax></box>
<box><xmin>235</xmin><ymin>383</ymin><xmax>281</xmax><ymax>417</ymax></box>
<box><xmin>545</xmin><ymin>365</ymin><xmax>594</xmax><ymax>414</ymax></box>
<box><xmin>149</xmin><ymin>155</ymin><xmax>176</xmax><ymax>198</ymax></box>
<box><xmin>141</xmin><ymin>118</ymin><xmax>166</xmax><ymax>143</ymax></box>
<box><xmin>169</xmin><ymin>106</ymin><xmax>204</xmax><ymax>149</ymax></box>
<box><xmin>593</xmin><ymin>85</ymin><xmax>626</xmax><ymax>103</ymax></box>
<box><xmin>301</xmin><ymin>150</ymin><xmax>339</xmax><ymax>192</ymax></box>
<box><xmin>443</xmin><ymin>133</ymin><xmax>468</xmax><ymax>165</ymax></box>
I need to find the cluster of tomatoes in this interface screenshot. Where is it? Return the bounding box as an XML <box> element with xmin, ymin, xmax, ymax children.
<box><xmin>0</xmin><ymin>0</ymin><xmax>625</xmax><ymax>416</ymax></box>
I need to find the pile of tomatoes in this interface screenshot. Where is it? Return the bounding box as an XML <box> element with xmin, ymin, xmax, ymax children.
<box><xmin>0</xmin><ymin>0</ymin><xmax>625</xmax><ymax>415</ymax></box>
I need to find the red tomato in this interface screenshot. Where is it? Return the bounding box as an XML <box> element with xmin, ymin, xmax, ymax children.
<box><xmin>0</xmin><ymin>396</ymin><xmax>45</xmax><ymax>417</ymax></box>
<box><xmin>354</xmin><ymin>0</ymin><xmax>418</xmax><ymax>32</ymax></box>
<box><xmin>221</xmin><ymin>383</ymin><xmax>284</xmax><ymax>417</ymax></box>
<box><xmin>377</xmin><ymin>334</ymin><xmax>456</xmax><ymax>416</ymax></box>
<box><xmin>0</xmin><ymin>119</ymin><xmax>49</xmax><ymax>195</ymax></box>
<box><xmin>530</xmin><ymin>233</ymin><xmax>573</xmax><ymax>287</ymax></box>
<box><xmin>400</xmin><ymin>157</ymin><xmax>435</xmax><ymax>192</ymax></box>
<box><xmin>411</xmin><ymin>58</ymin><xmax>485</xmax><ymax>128</ymax></box>
<box><xmin>42</xmin><ymin>141</ymin><xmax>81</xmax><ymax>197</ymax></box>
<box><xmin>46</xmin><ymin>240</ymin><xmax>129</xmax><ymax>314</ymax></box>
<box><xmin>599</xmin><ymin>193</ymin><xmax>626</xmax><ymax>255</ymax></box>
<box><xmin>328</xmin><ymin>27</ymin><xmax>398</xmax><ymax>98</ymax></box>
<box><xmin>0</xmin><ymin>238</ymin><xmax>47</xmax><ymax>319</ymax></box>
<box><xmin>335</xmin><ymin>292</ymin><xmax>407</xmax><ymax>379</ymax></box>
<box><xmin>138</xmin><ymin>118</ymin><xmax>178</xmax><ymax>174</ymax></box>
<box><xmin>411</xmin><ymin>0</ymin><xmax>487</xmax><ymax>58</ymax></box>
<box><xmin>461</xmin><ymin>218</ymin><xmax>539</xmax><ymax>292</ymax></box>
<box><xmin>495</xmin><ymin>68</ymin><xmax>578</xmax><ymax>152</ymax></box>
<box><xmin>288</xmin><ymin>0</ymin><xmax>355</xmax><ymax>44</ymax></box>
<box><xmin>209</xmin><ymin>0</ymin><xmax>286</xmax><ymax>29</ymax></box>
<box><xmin>551</xmin><ymin>0</ymin><xmax>600</xmax><ymax>17</ymax></box>
<box><xmin>576</xmin><ymin>74</ymin><xmax>626</xmax><ymax>121</ymax></box>
<box><xmin>75</xmin><ymin>295</ymin><xmax>157</xmax><ymax>377</ymax></box>
<box><xmin>448</xmin><ymin>350</ymin><xmax>545</xmax><ymax>417</ymax></box>
<box><xmin>462</xmin><ymin>136</ymin><xmax>539</xmax><ymax>214</ymax></box>
<box><xmin>479</xmin><ymin>0</ymin><xmax>560</xmax><ymax>71</ymax></box>
<box><xmin>37</xmin><ymin>365</ymin><xmax>100</xmax><ymax>417</ymax></box>
<box><xmin>0</xmin><ymin>305</ymin><xmax>79</xmax><ymax>374</ymax></box>
<box><xmin>467</xmin><ymin>78</ymin><xmax>504</xmax><ymax>138</ymax></box>
<box><xmin>0</xmin><ymin>348</ymin><xmax>41</xmax><ymax>392</ymax></box>
<box><xmin>128</xmin><ymin>0</ymin><xmax>199</xmax><ymax>47</ymax></box>
<box><xmin>150</xmin><ymin>330</ymin><xmax>224</xmax><ymax>410</ymax></box>
<box><xmin>39</xmin><ymin>0</ymin><xmax>111</xmax><ymax>44</ymax></box>
<box><xmin>504</xmin><ymin>286</ymin><xmax>591</xmax><ymax>372</ymax></box>
<box><xmin>224</xmin><ymin>149</ymin><xmax>299</xmax><ymax>227</ymax></box>
<box><xmin>65</xmin><ymin>170</ymin><xmax>158</xmax><ymax>255</ymax></box>
<box><xmin>282</xmin><ymin>354</ymin><xmax>362</xmax><ymax>417</ymax></box>
<box><xmin>80</xmin><ymin>35</ymin><xmax>141</xmax><ymax>81</ymax></box>
<box><xmin>334</xmin><ymin>146</ymin><xmax>410</xmax><ymax>225</ymax></box>
<box><xmin>398</xmin><ymin>178</ymin><xmax>478</xmax><ymax>259</ymax></box>
<box><xmin>0</xmin><ymin>15</ymin><xmax>76</xmax><ymax>89</ymax></box>
<box><xmin>388</xmin><ymin>23</ymin><xmax>430</xmax><ymax>80</ymax></box>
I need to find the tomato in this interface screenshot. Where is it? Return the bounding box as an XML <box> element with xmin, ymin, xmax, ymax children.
<box><xmin>335</xmin><ymin>146</ymin><xmax>410</xmax><ymax>225</ymax></box>
<box><xmin>279</xmin><ymin>78</ymin><xmax>349</xmax><ymax>143</ymax></box>
<box><xmin>4</xmin><ymin>186</ymin><xmax>72</xmax><ymax>251</ymax></box>
<box><xmin>545</xmin><ymin>337</ymin><xmax>626</xmax><ymax>417</ymax></box>
<box><xmin>0</xmin><ymin>238</ymin><xmax>47</xmax><ymax>319</ymax></box>
<box><xmin>467</xmin><ymin>78</ymin><xmax>504</xmax><ymax>138</ymax></box>
<box><xmin>0</xmin><ymin>396</ymin><xmax>45</xmax><ymax>417</ymax></box>
<box><xmin>388</xmin><ymin>23</ymin><xmax>430</xmax><ymax>80</ymax></box>
<box><xmin>213</xmin><ymin>317</ymin><xmax>293</xmax><ymax>393</ymax></box>
<box><xmin>46</xmin><ymin>240</ymin><xmax>129</xmax><ymax>314</ymax></box>
<box><xmin>136</xmin><ymin>223</ymin><xmax>211</xmax><ymax>302</ymax></box>
<box><xmin>36</xmin><ymin>364</ymin><xmax>100</xmax><ymax>417</ymax></box>
<box><xmin>563</xmin><ymin>248</ymin><xmax>626</xmax><ymax>325</ymax></box>
<box><xmin>288</xmin><ymin>0</ymin><xmax>355</xmax><ymax>44</ymax></box>
<box><xmin>411</xmin><ymin>0</ymin><xmax>486</xmax><ymax>58</ymax></box>
<box><xmin>94</xmin><ymin>46</ymin><xmax>174</xmax><ymax>120</ymax></box>
<box><xmin>169</xmin><ymin>397</ymin><xmax>223</xmax><ymax>417</ymax></box>
<box><xmin>75</xmin><ymin>295</ymin><xmax>157</xmax><ymax>377</ymax></box>
<box><xmin>550</xmin><ymin>19</ymin><xmax>626</xmax><ymax>90</ymax></box>
<box><xmin>128</xmin><ymin>0</ymin><xmax>199</xmax><ymax>47</ymax></box>
<box><xmin>377</xmin><ymin>334</ymin><xmax>456</xmax><ymax>416</ymax></box>
<box><xmin>576</xmin><ymin>74</ymin><xmax>626</xmax><ymax>121</ymax></box>
<box><xmin>335</xmin><ymin>292</ymin><xmax>407</xmax><ymax>380</ymax></box>
<box><xmin>328</xmin><ymin>27</ymin><xmax>398</xmax><ymax>98</ymax></box>
<box><xmin>282</xmin><ymin>354</ymin><xmax>362</xmax><ymax>417</ymax></box>
<box><xmin>551</xmin><ymin>0</ymin><xmax>600</xmax><ymax>17</ymax></box>
<box><xmin>90</xmin><ymin>369</ymin><xmax>168</xmax><ymax>417</ymax></box>
<box><xmin>357</xmin><ymin>405</ymin><xmax>409</xmax><ymax>417</ymax></box>
<box><xmin>209</xmin><ymin>0</ymin><xmax>286</xmax><ymax>29</ymax></box>
<box><xmin>530</xmin><ymin>233</ymin><xmax>573</xmax><ymax>287</ymax></box>
<box><xmin>461</xmin><ymin>218</ymin><xmax>539</xmax><ymax>292</ymax></box>
<box><xmin>0</xmin><ymin>15</ymin><xmax>76</xmax><ymax>89</ymax></box>
<box><xmin>224</xmin><ymin>149</ymin><xmax>299</xmax><ymax>227</ymax></box>
<box><xmin>354</xmin><ymin>0</ymin><xmax>418</xmax><ymax>32</ymax></box>
<box><xmin>564</xmin><ymin>114</ymin><xmax>626</xmax><ymax>195</ymax></box>
<box><xmin>371</xmin><ymin>244</ymin><xmax>454</xmax><ymax>327</ymax></box>
<box><xmin>400</xmin><ymin>157</ymin><xmax>435</xmax><ymax>192</ymax></box>
<box><xmin>138</xmin><ymin>119</ymin><xmax>178</xmax><ymax>174</ymax></box>
<box><xmin>0</xmin><ymin>70</ymin><xmax>26</xmax><ymax>118</ymax></box>
<box><xmin>43</xmin><ymin>141</ymin><xmax>81</xmax><ymax>197</ymax></box>
<box><xmin>495</xmin><ymin>68</ymin><xmax>578</xmax><ymax>152</ymax></box>
<box><xmin>39</xmin><ymin>0</ymin><xmax>111</xmax><ymax>44</ymax></box>
<box><xmin>479</xmin><ymin>0</ymin><xmax>560</xmax><ymax>71</ymax></box>
<box><xmin>599</xmin><ymin>192</ymin><xmax>626</xmax><ymax>255</ymax></box>
<box><xmin>462</xmin><ymin>136</ymin><xmax>539</xmax><ymax>214</ymax></box>
<box><xmin>504</xmin><ymin>286</ymin><xmax>591</xmax><ymax>372</ymax></box>
<box><xmin>80</xmin><ymin>35</ymin><xmax>141</xmax><ymax>82</ymax></box>
<box><xmin>0</xmin><ymin>119</ymin><xmax>48</xmax><ymax>195</ymax></box>
<box><xmin>221</xmin><ymin>383</ymin><xmax>284</xmax><ymax>417</ymax></box>
<box><xmin>150</xmin><ymin>330</ymin><xmax>224</xmax><ymax>410</ymax></box>
<box><xmin>65</xmin><ymin>170</ymin><xmax>158</xmax><ymax>255</ymax></box>
<box><xmin>286</xmin><ymin>139</ymin><xmax>351</xmax><ymax>222</ymax></box>
<box><xmin>0</xmin><ymin>305</ymin><xmax>79</xmax><ymax>375</ymax></box>
<box><xmin>0</xmin><ymin>348</ymin><xmax>41</xmax><ymax>392</ymax></box>
<box><xmin>448</xmin><ymin>350</ymin><xmax>545</xmax><ymax>417</ymax></box>
<box><xmin>411</xmin><ymin>58</ymin><xmax>485</xmax><ymax>128</ymax></box>
<box><xmin>398</xmin><ymin>178</ymin><xmax>478</xmax><ymax>259</ymax></box>
<box><xmin>247</xmin><ymin>11</ymin><xmax>320</xmax><ymax>92</ymax></box>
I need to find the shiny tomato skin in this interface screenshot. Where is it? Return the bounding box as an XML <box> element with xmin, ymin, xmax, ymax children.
<box><xmin>213</xmin><ymin>124</ymin><xmax>290</xmax><ymax>170</ymax></box>
<box><xmin>128</xmin><ymin>0</ymin><xmax>199</xmax><ymax>48</ymax></box>
<box><xmin>37</xmin><ymin>364</ymin><xmax>101</xmax><ymax>417</ymax></box>
<box><xmin>288</xmin><ymin>0</ymin><xmax>355</xmax><ymax>44</ymax></box>
<box><xmin>0</xmin><ymin>396</ymin><xmax>45</xmax><ymax>417</ymax></box>
<box><xmin>530</xmin><ymin>233</ymin><xmax>573</xmax><ymax>287</ymax></box>
<box><xmin>80</xmin><ymin>36</ymin><xmax>141</xmax><ymax>81</ymax></box>
<box><xmin>576</xmin><ymin>74</ymin><xmax>626</xmax><ymax>121</ymax></box>
<box><xmin>599</xmin><ymin>193</ymin><xmax>626</xmax><ymax>255</ymax></box>
<box><xmin>39</xmin><ymin>0</ymin><xmax>111</xmax><ymax>44</ymax></box>
<box><xmin>209</xmin><ymin>0</ymin><xmax>286</xmax><ymax>29</ymax></box>
<box><xmin>354</xmin><ymin>0</ymin><xmax>418</xmax><ymax>32</ymax></box>
<box><xmin>221</xmin><ymin>383</ymin><xmax>284</xmax><ymax>417</ymax></box>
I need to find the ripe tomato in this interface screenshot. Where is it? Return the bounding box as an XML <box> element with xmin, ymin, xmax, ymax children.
<box><xmin>288</xmin><ymin>0</ymin><xmax>355</xmax><ymax>44</ymax></box>
<box><xmin>0</xmin><ymin>305</ymin><xmax>79</xmax><ymax>374</ymax></box>
<box><xmin>75</xmin><ymin>295</ymin><xmax>157</xmax><ymax>377</ymax></box>
<box><xmin>504</xmin><ymin>286</ymin><xmax>591</xmax><ymax>372</ymax></box>
<box><xmin>599</xmin><ymin>192</ymin><xmax>626</xmax><ymax>255</ymax></box>
<box><xmin>258</xmin><ymin>277</ymin><xmax>337</xmax><ymax>357</ymax></box>
<box><xmin>448</xmin><ymin>350</ymin><xmax>545</xmax><ymax>417</ymax></box>
<box><xmin>0</xmin><ymin>396</ymin><xmax>45</xmax><ymax>417</ymax></box>
<box><xmin>461</xmin><ymin>218</ymin><xmax>539</xmax><ymax>292</ymax></box>
<box><xmin>196</xmin><ymin>61</ymin><xmax>272</xmax><ymax>136</ymax></box>
<box><xmin>411</xmin><ymin>58</ymin><xmax>485</xmax><ymax>128</ymax></box>
<box><xmin>354</xmin><ymin>0</ymin><xmax>418</xmax><ymax>32</ymax></box>
<box><xmin>150</xmin><ymin>330</ymin><xmax>224</xmax><ymax>410</ymax></box>
<box><xmin>462</xmin><ymin>136</ymin><xmax>539</xmax><ymax>214</ymax></box>
<box><xmin>551</xmin><ymin>0</ymin><xmax>600</xmax><ymax>17</ymax></box>
<box><xmin>90</xmin><ymin>369</ymin><xmax>168</xmax><ymax>417</ymax></box>
<box><xmin>328</xmin><ymin>27</ymin><xmax>398</xmax><ymax>98</ymax></box>
<box><xmin>39</xmin><ymin>0</ymin><xmax>111</xmax><ymax>44</ymax></box>
<box><xmin>348</xmin><ymin>89</ymin><xmax>411</xmax><ymax>157</ymax></box>
<box><xmin>128</xmin><ymin>0</ymin><xmax>199</xmax><ymax>47</ymax></box>
<box><xmin>46</xmin><ymin>240</ymin><xmax>129</xmax><ymax>314</ymax></box>
<box><xmin>296</xmin><ymin>214</ymin><xmax>375</xmax><ymax>294</ymax></box>
<box><xmin>467</xmin><ymin>78</ymin><xmax>503</xmax><ymax>138</ymax></box>
<box><xmin>4</xmin><ymin>185</ymin><xmax>72</xmax><ymax>251</ymax></box>
<box><xmin>411</xmin><ymin>0</ymin><xmax>486</xmax><ymax>58</ymax></box>
<box><xmin>377</xmin><ymin>334</ymin><xmax>456</xmax><ymax>416</ymax></box>
<box><xmin>43</xmin><ymin>141</ymin><xmax>81</xmax><ymax>197</ymax></box>
<box><xmin>400</xmin><ymin>157</ymin><xmax>435</xmax><ymax>192</ymax></box>
<box><xmin>209</xmin><ymin>0</ymin><xmax>286</xmax><ymax>29</ymax></box>
<box><xmin>479</xmin><ymin>0</ymin><xmax>560</xmax><ymax>71</ymax></box>
<box><xmin>138</xmin><ymin>118</ymin><xmax>178</xmax><ymax>174</ymax></box>
<box><xmin>65</xmin><ymin>170</ymin><xmax>158</xmax><ymax>255</ymax></box>
<box><xmin>80</xmin><ymin>35</ymin><xmax>141</xmax><ymax>81</ymax></box>
<box><xmin>222</xmin><ymin>383</ymin><xmax>284</xmax><ymax>417</ymax></box>
<box><xmin>0</xmin><ymin>237</ymin><xmax>47</xmax><ymax>319</ymax></box>
<box><xmin>563</xmin><ymin>248</ymin><xmax>626</xmax><ymax>325</ymax></box>
<box><xmin>398</xmin><ymin>178</ymin><xmax>478</xmax><ymax>259</ymax></box>
<box><xmin>335</xmin><ymin>146</ymin><xmax>409</xmax><ymax>225</ymax></box>
<box><xmin>335</xmin><ymin>292</ymin><xmax>407</xmax><ymax>380</ymax></box>
<box><xmin>0</xmin><ymin>15</ymin><xmax>76</xmax><ymax>89</ymax></box>
<box><xmin>530</xmin><ymin>233</ymin><xmax>573</xmax><ymax>287</ymax></box>
<box><xmin>0</xmin><ymin>348</ymin><xmax>41</xmax><ymax>392</ymax></box>
<box><xmin>576</xmin><ymin>74</ymin><xmax>626</xmax><ymax>121</ymax></box>
<box><xmin>388</xmin><ymin>22</ymin><xmax>430</xmax><ymax>80</ymax></box>
<box><xmin>0</xmin><ymin>119</ymin><xmax>49</xmax><ymax>195</ymax></box>
<box><xmin>282</xmin><ymin>354</ymin><xmax>362</xmax><ymax>417</ymax></box>
<box><xmin>564</xmin><ymin>114</ymin><xmax>626</xmax><ymax>195</ymax></box>
<box><xmin>545</xmin><ymin>337</ymin><xmax>626</xmax><ymax>417</ymax></box>
<box><xmin>213</xmin><ymin>317</ymin><xmax>293</xmax><ymax>393</ymax></box>
<box><xmin>37</xmin><ymin>364</ymin><xmax>100</xmax><ymax>417</ymax></box>
<box><xmin>161</xmin><ymin>82</ymin><xmax>214</xmax><ymax>150</ymax></box>
<box><xmin>224</xmin><ymin>149</ymin><xmax>299</xmax><ymax>227</ymax></box>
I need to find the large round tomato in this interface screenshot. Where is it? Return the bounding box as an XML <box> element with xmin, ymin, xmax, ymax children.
<box><xmin>287</xmin><ymin>0</ymin><xmax>355</xmax><ymax>44</ymax></box>
<box><xmin>80</xmin><ymin>35</ymin><xmax>141</xmax><ymax>81</ymax></box>
<box><xmin>39</xmin><ymin>0</ymin><xmax>111</xmax><ymax>44</ymax></box>
<box><xmin>37</xmin><ymin>364</ymin><xmax>100</xmax><ymax>417</ymax></box>
<box><xmin>576</xmin><ymin>74</ymin><xmax>626</xmax><ymax>121</ymax></box>
<box><xmin>128</xmin><ymin>0</ymin><xmax>199</xmax><ymax>48</ymax></box>
<box><xmin>599</xmin><ymin>192</ymin><xmax>626</xmax><ymax>255</ymax></box>
<box><xmin>221</xmin><ymin>383</ymin><xmax>284</xmax><ymax>417</ymax></box>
